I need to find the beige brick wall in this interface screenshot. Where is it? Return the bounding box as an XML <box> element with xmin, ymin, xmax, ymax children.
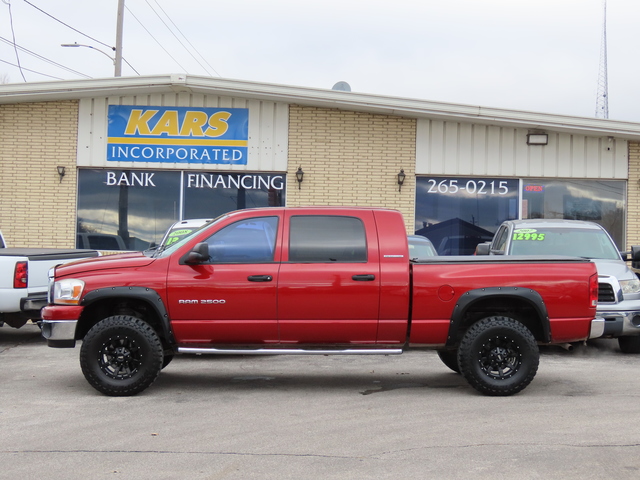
<box><xmin>286</xmin><ymin>106</ymin><xmax>416</xmax><ymax>233</ymax></box>
<box><xmin>0</xmin><ymin>101</ymin><xmax>78</xmax><ymax>248</ymax></box>
<box><xmin>628</xmin><ymin>141</ymin><xmax>640</xmax><ymax>249</ymax></box>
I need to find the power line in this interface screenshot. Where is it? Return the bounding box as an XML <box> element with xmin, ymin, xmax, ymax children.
<box><xmin>149</xmin><ymin>0</ymin><xmax>220</xmax><ymax>77</ymax></box>
<box><xmin>3</xmin><ymin>0</ymin><xmax>26</xmax><ymax>81</ymax></box>
<box><xmin>0</xmin><ymin>57</ymin><xmax>64</xmax><ymax>80</ymax></box>
<box><xmin>0</xmin><ymin>36</ymin><xmax>92</xmax><ymax>78</ymax></box>
<box><xmin>22</xmin><ymin>0</ymin><xmax>114</xmax><ymax>51</ymax></box>
<box><xmin>20</xmin><ymin>0</ymin><xmax>139</xmax><ymax>76</ymax></box>
<box><xmin>125</xmin><ymin>4</ymin><xmax>191</xmax><ymax>73</ymax></box>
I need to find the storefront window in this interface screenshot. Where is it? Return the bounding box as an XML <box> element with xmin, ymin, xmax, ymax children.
<box><xmin>522</xmin><ymin>179</ymin><xmax>625</xmax><ymax>249</ymax></box>
<box><xmin>77</xmin><ymin>169</ymin><xmax>285</xmax><ymax>250</ymax></box>
<box><xmin>77</xmin><ymin>169</ymin><xmax>181</xmax><ymax>250</ymax></box>
<box><xmin>182</xmin><ymin>172</ymin><xmax>284</xmax><ymax>219</ymax></box>
<box><xmin>415</xmin><ymin>177</ymin><xmax>519</xmax><ymax>255</ymax></box>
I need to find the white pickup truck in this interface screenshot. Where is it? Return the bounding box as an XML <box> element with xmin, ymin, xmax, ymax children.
<box><xmin>0</xmin><ymin>233</ymin><xmax>99</xmax><ymax>328</ymax></box>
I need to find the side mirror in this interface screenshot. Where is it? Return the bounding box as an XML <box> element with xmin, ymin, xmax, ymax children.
<box><xmin>629</xmin><ymin>246</ymin><xmax>640</xmax><ymax>270</ymax></box>
<box><xmin>184</xmin><ymin>242</ymin><xmax>210</xmax><ymax>264</ymax></box>
<box><xmin>475</xmin><ymin>243</ymin><xmax>490</xmax><ymax>256</ymax></box>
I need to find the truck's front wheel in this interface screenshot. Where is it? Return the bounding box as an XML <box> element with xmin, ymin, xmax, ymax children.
<box><xmin>458</xmin><ymin>316</ymin><xmax>539</xmax><ymax>396</ymax></box>
<box><xmin>80</xmin><ymin>315</ymin><xmax>163</xmax><ymax>396</ymax></box>
<box><xmin>618</xmin><ymin>336</ymin><xmax>640</xmax><ymax>354</ymax></box>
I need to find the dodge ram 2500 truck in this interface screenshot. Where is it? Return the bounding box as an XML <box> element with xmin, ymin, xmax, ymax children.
<box><xmin>41</xmin><ymin>207</ymin><xmax>601</xmax><ymax>397</ymax></box>
<box><xmin>0</xmin><ymin>248</ymin><xmax>99</xmax><ymax>328</ymax></box>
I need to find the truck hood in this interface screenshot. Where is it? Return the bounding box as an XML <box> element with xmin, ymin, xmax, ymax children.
<box><xmin>592</xmin><ymin>258</ymin><xmax>637</xmax><ymax>281</ymax></box>
<box><xmin>54</xmin><ymin>251</ymin><xmax>154</xmax><ymax>277</ymax></box>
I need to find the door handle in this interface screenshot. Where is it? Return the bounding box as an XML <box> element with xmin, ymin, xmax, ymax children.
<box><xmin>248</xmin><ymin>275</ymin><xmax>273</xmax><ymax>282</ymax></box>
<box><xmin>352</xmin><ymin>274</ymin><xmax>375</xmax><ymax>281</ymax></box>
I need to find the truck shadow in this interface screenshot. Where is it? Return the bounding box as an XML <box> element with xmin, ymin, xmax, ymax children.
<box><xmin>153</xmin><ymin>356</ymin><xmax>470</xmax><ymax>395</ymax></box>
<box><xmin>155</xmin><ymin>371</ymin><xmax>469</xmax><ymax>395</ymax></box>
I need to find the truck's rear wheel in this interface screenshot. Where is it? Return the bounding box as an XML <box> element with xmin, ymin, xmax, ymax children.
<box><xmin>80</xmin><ymin>315</ymin><xmax>163</xmax><ymax>396</ymax></box>
<box><xmin>437</xmin><ymin>350</ymin><xmax>460</xmax><ymax>373</ymax></box>
<box><xmin>458</xmin><ymin>316</ymin><xmax>539</xmax><ymax>396</ymax></box>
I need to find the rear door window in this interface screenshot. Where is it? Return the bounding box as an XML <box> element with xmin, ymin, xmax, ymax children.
<box><xmin>289</xmin><ymin>216</ymin><xmax>367</xmax><ymax>262</ymax></box>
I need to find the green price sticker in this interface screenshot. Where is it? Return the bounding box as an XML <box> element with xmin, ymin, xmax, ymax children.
<box><xmin>512</xmin><ymin>229</ymin><xmax>545</xmax><ymax>241</ymax></box>
<box><xmin>168</xmin><ymin>229</ymin><xmax>194</xmax><ymax>237</ymax></box>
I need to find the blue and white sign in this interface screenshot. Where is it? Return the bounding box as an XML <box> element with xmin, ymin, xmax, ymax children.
<box><xmin>107</xmin><ymin>105</ymin><xmax>249</xmax><ymax>164</ymax></box>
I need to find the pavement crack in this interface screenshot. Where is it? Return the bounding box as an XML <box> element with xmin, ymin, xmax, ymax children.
<box><xmin>369</xmin><ymin>442</ymin><xmax>640</xmax><ymax>458</ymax></box>
<box><xmin>1</xmin><ymin>449</ymin><xmax>365</xmax><ymax>460</ymax></box>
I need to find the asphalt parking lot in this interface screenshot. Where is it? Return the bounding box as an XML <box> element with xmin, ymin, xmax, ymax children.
<box><xmin>3</xmin><ymin>324</ymin><xmax>640</xmax><ymax>480</ymax></box>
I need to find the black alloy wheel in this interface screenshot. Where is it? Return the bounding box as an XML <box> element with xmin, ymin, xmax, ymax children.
<box><xmin>80</xmin><ymin>315</ymin><xmax>163</xmax><ymax>396</ymax></box>
<box><xmin>457</xmin><ymin>316</ymin><xmax>539</xmax><ymax>396</ymax></box>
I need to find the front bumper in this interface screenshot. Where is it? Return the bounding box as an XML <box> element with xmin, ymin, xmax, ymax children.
<box><xmin>41</xmin><ymin>320</ymin><xmax>77</xmax><ymax>347</ymax></box>
<box><xmin>596</xmin><ymin>310</ymin><xmax>640</xmax><ymax>337</ymax></box>
<box><xmin>41</xmin><ymin>305</ymin><xmax>83</xmax><ymax>348</ymax></box>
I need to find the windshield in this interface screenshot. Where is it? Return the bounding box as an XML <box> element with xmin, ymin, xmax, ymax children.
<box><xmin>161</xmin><ymin>221</ymin><xmax>212</xmax><ymax>247</ymax></box>
<box><xmin>408</xmin><ymin>238</ymin><xmax>437</xmax><ymax>260</ymax></box>
<box><xmin>152</xmin><ymin>215</ymin><xmax>228</xmax><ymax>258</ymax></box>
<box><xmin>509</xmin><ymin>227</ymin><xmax>621</xmax><ymax>260</ymax></box>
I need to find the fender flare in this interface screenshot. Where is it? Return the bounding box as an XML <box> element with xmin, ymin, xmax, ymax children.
<box><xmin>80</xmin><ymin>286</ymin><xmax>175</xmax><ymax>345</ymax></box>
<box><xmin>446</xmin><ymin>287</ymin><xmax>551</xmax><ymax>347</ymax></box>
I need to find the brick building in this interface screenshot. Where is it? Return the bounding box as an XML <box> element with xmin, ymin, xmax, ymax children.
<box><xmin>1</xmin><ymin>74</ymin><xmax>640</xmax><ymax>253</ymax></box>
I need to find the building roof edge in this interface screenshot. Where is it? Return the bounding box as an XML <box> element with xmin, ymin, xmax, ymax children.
<box><xmin>2</xmin><ymin>74</ymin><xmax>639</xmax><ymax>139</ymax></box>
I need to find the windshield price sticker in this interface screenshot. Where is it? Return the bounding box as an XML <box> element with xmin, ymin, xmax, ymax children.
<box><xmin>513</xmin><ymin>229</ymin><xmax>546</xmax><ymax>241</ymax></box>
<box><xmin>426</xmin><ymin>179</ymin><xmax>510</xmax><ymax>195</ymax></box>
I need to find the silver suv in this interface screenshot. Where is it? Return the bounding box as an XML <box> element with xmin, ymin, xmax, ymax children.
<box><xmin>477</xmin><ymin>219</ymin><xmax>640</xmax><ymax>353</ymax></box>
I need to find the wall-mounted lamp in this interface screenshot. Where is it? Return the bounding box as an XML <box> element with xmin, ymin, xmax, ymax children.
<box><xmin>295</xmin><ymin>167</ymin><xmax>304</xmax><ymax>189</ymax></box>
<box><xmin>397</xmin><ymin>169</ymin><xmax>406</xmax><ymax>192</ymax></box>
<box><xmin>526</xmin><ymin>133</ymin><xmax>548</xmax><ymax>145</ymax></box>
<box><xmin>56</xmin><ymin>166</ymin><xmax>66</xmax><ymax>183</ymax></box>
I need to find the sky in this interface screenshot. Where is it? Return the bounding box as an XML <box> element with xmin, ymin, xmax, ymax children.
<box><xmin>1</xmin><ymin>0</ymin><xmax>639</xmax><ymax>122</ymax></box>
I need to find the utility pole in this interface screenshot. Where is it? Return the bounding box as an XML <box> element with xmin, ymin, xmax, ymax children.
<box><xmin>114</xmin><ymin>0</ymin><xmax>125</xmax><ymax>76</ymax></box>
<box><xmin>595</xmin><ymin>0</ymin><xmax>609</xmax><ymax>119</ymax></box>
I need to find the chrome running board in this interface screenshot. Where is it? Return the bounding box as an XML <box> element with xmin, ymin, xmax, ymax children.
<box><xmin>177</xmin><ymin>347</ymin><xmax>403</xmax><ymax>356</ymax></box>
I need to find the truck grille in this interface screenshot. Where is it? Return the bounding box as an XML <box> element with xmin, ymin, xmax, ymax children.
<box><xmin>598</xmin><ymin>283</ymin><xmax>616</xmax><ymax>303</ymax></box>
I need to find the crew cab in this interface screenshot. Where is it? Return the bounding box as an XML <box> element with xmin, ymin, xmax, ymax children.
<box><xmin>476</xmin><ymin>219</ymin><xmax>640</xmax><ymax>353</ymax></box>
<box><xmin>41</xmin><ymin>207</ymin><xmax>600</xmax><ymax>397</ymax></box>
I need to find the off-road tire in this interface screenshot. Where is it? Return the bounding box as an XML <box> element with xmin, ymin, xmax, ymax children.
<box><xmin>457</xmin><ymin>316</ymin><xmax>539</xmax><ymax>396</ymax></box>
<box><xmin>437</xmin><ymin>350</ymin><xmax>460</xmax><ymax>373</ymax></box>
<box><xmin>618</xmin><ymin>336</ymin><xmax>640</xmax><ymax>354</ymax></box>
<box><xmin>162</xmin><ymin>354</ymin><xmax>174</xmax><ymax>369</ymax></box>
<box><xmin>80</xmin><ymin>315</ymin><xmax>163</xmax><ymax>396</ymax></box>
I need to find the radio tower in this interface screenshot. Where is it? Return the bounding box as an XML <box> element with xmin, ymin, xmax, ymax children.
<box><xmin>595</xmin><ymin>0</ymin><xmax>609</xmax><ymax>119</ymax></box>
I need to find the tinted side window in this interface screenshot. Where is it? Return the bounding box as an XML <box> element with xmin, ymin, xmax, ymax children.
<box><xmin>289</xmin><ymin>216</ymin><xmax>367</xmax><ymax>262</ymax></box>
<box><xmin>204</xmin><ymin>217</ymin><xmax>278</xmax><ymax>263</ymax></box>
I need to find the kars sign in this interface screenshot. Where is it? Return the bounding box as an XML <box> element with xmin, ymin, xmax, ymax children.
<box><xmin>107</xmin><ymin>105</ymin><xmax>249</xmax><ymax>164</ymax></box>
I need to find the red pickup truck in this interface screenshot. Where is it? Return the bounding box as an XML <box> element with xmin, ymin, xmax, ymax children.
<box><xmin>42</xmin><ymin>207</ymin><xmax>601</xmax><ymax>397</ymax></box>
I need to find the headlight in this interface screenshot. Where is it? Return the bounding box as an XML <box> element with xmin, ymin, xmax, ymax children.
<box><xmin>620</xmin><ymin>279</ymin><xmax>640</xmax><ymax>295</ymax></box>
<box><xmin>53</xmin><ymin>279</ymin><xmax>85</xmax><ymax>305</ymax></box>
